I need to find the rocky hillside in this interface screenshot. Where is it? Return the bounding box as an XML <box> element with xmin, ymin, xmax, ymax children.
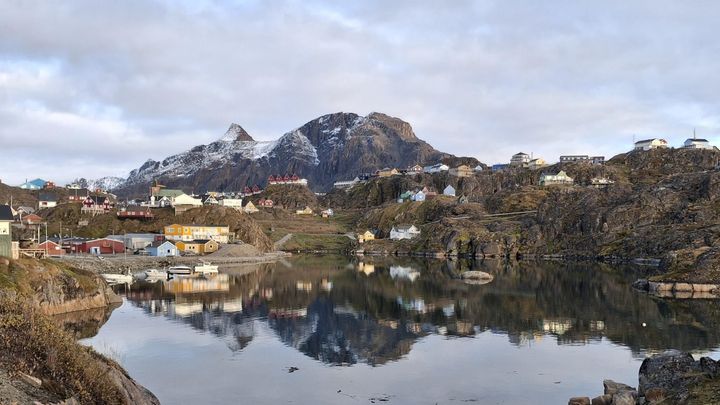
<box><xmin>114</xmin><ymin>112</ymin><xmax>452</xmax><ymax>196</ymax></box>
<box><xmin>347</xmin><ymin>148</ymin><xmax>720</xmax><ymax>282</ymax></box>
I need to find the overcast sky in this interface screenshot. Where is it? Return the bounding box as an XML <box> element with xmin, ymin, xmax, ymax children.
<box><xmin>2</xmin><ymin>0</ymin><xmax>719</xmax><ymax>185</ymax></box>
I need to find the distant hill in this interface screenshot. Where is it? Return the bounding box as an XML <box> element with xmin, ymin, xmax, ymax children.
<box><xmin>113</xmin><ymin>112</ymin><xmax>456</xmax><ymax>196</ymax></box>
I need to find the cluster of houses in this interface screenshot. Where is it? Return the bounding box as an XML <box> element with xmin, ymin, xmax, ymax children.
<box><xmin>267</xmin><ymin>174</ymin><xmax>308</xmax><ymax>186</ymax></box>
<box><xmin>357</xmin><ymin>224</ymin><xmax>422</xmax><ymax>244</ymax></box>
<box><xmin>633</xmin><ymin>136</ymin><xmax>715</xmax><ymax>151</ymax></box>
<box><xmin>397</xmin><ymin>185</ymin><xmax>457</xmax><ymax>203</ymax></box>
<box><xmin>334</xmin><ymin>162</ymin><xmax>484</xmax><ymax>190</ymax></box>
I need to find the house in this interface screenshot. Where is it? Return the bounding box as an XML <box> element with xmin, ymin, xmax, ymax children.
<box><xmin>473</xmin><ymin>165</ymin><xmax>484</xmax><ymax>172</ymax></box>
<box><xmin>16</xmin><ymin>206</ymin><xmax>35</xmax><ymax>216</ymax></box>
<box><xmin>175</xmin><ymin>239</ymin><xmax>219</xmax><ymax>255</ymax></box>
<box><xmin>67</xmin><ymin>188</ymin><xmax>90</xmax><ymax>202</ymax></box>
<box><xmin>202</xmin><ymin>195</ymin><xmax>219</xmax><ymax>205</ymax></box>
<box><xmin>358</xmin><ymin>230</ymin><xmax>376</xmax><ymax>243</ymax></box>
<box><xmin>22</xmin><ymin>214</ymin><xmax>44</xmax><ymax>225</ymax></box>
<box><xmin>38</xmin><ymin>240</ymin><xmax>65</xmax><ymax>256</ymax></box>
<box><xmin>0</xmin><ymin>205</ymin><xmax>13</xmax><ymax>258</ymax></box>
<box><xmin>164</xmin><ymin>224</ymin><xmax>231</xmax><ymax>243</ymax></box>
<box><xmin>117</xmin><ymin>205</ymin><xmax>154</xmax><ymax>220</ymax></box>
<box><xmin>296</xmin><ymin>206</ymin><xmax>313</xmax><ymax>215</ymax></box>
<box><xmin>258</xmin><ymin>198</ymin><xmax>274</xmax><ymax>208</ymax></box>
<box><xmin>321</xmin><ymin>208</ymin><xmax>334</xmax><ymax>218</ymax></box>
<box><xmin>590</xmin><ymin>156</ymin><xmax>605</xmax><ymax>165</ymax></box>
<box><xmin>108</xmin><ymin>233</ymin><xmax>162</xmax><ymax>250</ymax></box>
<box><xmin>510</xmin><ymin>152</ymin><xmax>530</xmax><ymax>167</ymax></box>
<box><xmin>81</xmin><ymin>196</ymin><xmax>113</xmax><ymax>214</ymax></box>
<box><xmin>423</xmin><ymin>163</ymin><xmax>449</xmax><ymax>174</ymax></box>
<box><xmin>449</xmin><ymin>165</ymin><xmax>473</xmax><ymax>177</ymax></box>
<box><xmin>398</xmin><ymin>191</ymin><xmax>414</xmax><ymax>203</ymax></box>
<box><xmin>243</xmin><ymin>201</ymin><xmax>259</xmax><ymax>214</ymax></box>
<box><xmin>80</xmin><ymin>238</ymin><xmax>126</xmax><ymax>255</ymax></box>
<box><xmin>172</xmin><ymin>193</ymin><xmax>203</xmax><ymax>214</ymax></box>
<box><xmin>634</xmin><ymin>138</ymin><xmax>668</xmax><ymax>151</ymax></box>
<box><xmin>19</xmin><ymin>179</ymin><xmax>47</xmax><ymax>190</ymax></box>
<box><xmin>491</xmin><ymin>163</ymin><xmax>510</xmax><ymax>172</ymax></box>
<box><xmin>390</xmin><ymin>225</ymin><xmax>421</xmax><ymax>240</ymax></box>
<box><xmin>412</xmin><ymin>190</ymin><xmax>426</xmax><ymax>202</ymax></box>
<box><xmin>147</xmin><ymin>240</ymin><xmax>179</xmax><ymax>257</ymax></box>
<box><xmin>376</xmin><ymin>168</ymin><xmax>400</xmax><ymax>177</ymax></box>
<box><xmin>443</xmin><ymin>185</ymin><xmax>456</xmax><ymax>196</ymax></box>
<box><xmin>38</xmin><ymin>193</ymin><xmax>58</xmax><ymax>209</ymax></box>
<box><xmin>539</xmin><ymin>170</ymin><xmax>574</xmax><ymax>186</ymax></box>
<box><xmin>408</xmin><ymin>164</ymin><xmax>424</xmax><ymax>173</ymax></box>
<box><xmin>591</xmin><ymin>177</ymin><xmax>615</xmax><ymax>188</ymax></box>
<box><xmin>528</xmin><ymin>158</ymin><xmax>546</xmax><ymax>169</ymax></box>
<box><xmin>220</xmin><ymin>198</ymin><xmax>243</xmax><ymax>210</ymax></box>
<box><xmin>683</xmin><ymin>138</ymin><xmax>713</xmax><ymax>149</ymax></box>
<box><xmin>334</xmin><ymin>178</ymin><xmax>360</xmax><ymax>190</ymax></box>
<box><xmin>559</xmin><ymin>155</ymin><xmax>589</xmax><ymax>163</ymax></box>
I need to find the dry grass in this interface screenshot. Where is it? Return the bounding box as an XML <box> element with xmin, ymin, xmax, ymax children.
<box><xmin>0</xmin><ymin>296</ymin><xmax>123</xmax><ymax>404</ymax></box>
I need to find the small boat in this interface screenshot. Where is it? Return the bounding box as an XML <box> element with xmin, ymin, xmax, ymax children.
<box><xmin>101</xmin><ymin>273</ymin><xmax>133</xmax><ymax>284</ymax></box>
<box><xmin>144</xmin><ymin>269</ymin><xmax>168</xmax><ymax>279</ymax></box>
<box><xmin>194</xmin><ymin>261</ymin><xmax>219</xmax><ymax>275</ymax></box>
<box><xmin>167</xmin><ymin>265</ymin><xmax>193</xmax><ymax>275</ymax></box>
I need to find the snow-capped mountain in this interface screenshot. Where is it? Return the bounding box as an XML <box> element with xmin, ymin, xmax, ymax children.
<box><xmin>116</xmin><ymin>112</ymin><xmax>451</xmax><ymax>195</ymax></box>
<box><xmin>72</xmin><ymin>176</ymin><xmax>126</xmax><ymax>192</ymax></box>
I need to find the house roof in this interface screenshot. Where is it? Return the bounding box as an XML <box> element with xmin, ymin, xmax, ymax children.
<box><xmin>0</xmin><ymin>205</ymin><xmax>13</xmax><ymax>221</ymax></box>
<box><xmin>635</xmin><ymin>138</ymin><xmax>666</xmax><ymax>144</ymax></box>
<box><xmin>685</xmin><ymin>138</ymin><xmax>709</xmax><ymax>142</ymax></box>
<box><xmin>150</xmin><ymin>240</ymin><xmax>174</xmax><ymax>248</ymax></box>
<box><xmin>393</xmin><ymin>224</ymin><xmax>417</xmax><ymax>231</ymax></box>
<box><xmin>39</xmin><ymin>193</ymin><xmax>58</xmax><ymax>201</ymax></box>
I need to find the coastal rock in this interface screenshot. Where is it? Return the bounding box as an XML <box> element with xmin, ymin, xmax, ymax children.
<box><xmin>639</xmin><ymin>350</ymin><xmax>702</xmax><ymax>403</ymax></box>
<box><xmin>591</xmin><ymin>394</ymin><xmax>612</xmax><ymax>405</ymax></box>
<box><xmin>603</xmin><ymin>380</ymin><xmax>635</xmax><ymax>396</ymax></box>
<box><xmin>568</xmin><ymin>397</ymin><xmax>591</xmax><ymax>405</ymax></box>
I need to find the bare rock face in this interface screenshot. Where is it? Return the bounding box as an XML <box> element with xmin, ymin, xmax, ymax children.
<box><xmin>116</xmin><ymin>112</ymin><xmax>451</xmax><ymax>195</ymax></box>
<box><xmin>638</xmin><ymin>350</ymin><xmax>718</xmax><ymax>404</ymax></box>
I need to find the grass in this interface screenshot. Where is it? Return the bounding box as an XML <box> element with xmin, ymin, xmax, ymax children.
<box><xmin>0</xmin><ymin>296</ymin><xmax>124</xmax><ymax>404</ymax></box>
<box><xmin>282</xmin><ymin>233</ymin><xmax>354</xmax><ymax>252</ymax></box>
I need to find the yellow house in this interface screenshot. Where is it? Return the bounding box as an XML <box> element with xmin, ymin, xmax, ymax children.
<box><xmin>295</xmin><ymin>206</ymin><xmax>313</xmax><ymax>215</ymax></box>
<box><xmin>358</xmin><ymin>230</ymin><xmax>376</xmax><ymax>243</ymax></box>
<box><xmin>243</xmin><ymin>201</ymin><xmax>259</xmax><ymax>214</ymax></box>
<box><xmin>449</xmin><ymin>165</ymin><xmax>473</xmax><ymax>178</ymax></box>
<box><xmin>377</xmin><ymin>168</ymin><xmax>400</xmax><ymax>177</ymax></box>
<box><xmin>175</xmin><ymin>239</ymin><xmax>219</xmax><ymax>255</ymax></box>
<box><xmin>164</xmin><ymin>224</ymin><xmax>231</xmax><ymax>243</ymax></box>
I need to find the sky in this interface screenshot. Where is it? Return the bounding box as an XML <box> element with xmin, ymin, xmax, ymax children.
<box><xmin>1</xmin><ymin>0</ymin><xmax>719</xmax><ymax>185</ymax></box>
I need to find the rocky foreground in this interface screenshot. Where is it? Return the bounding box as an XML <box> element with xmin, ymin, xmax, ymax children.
<box><xmin>569</xmin><ymin>351</ymin><xmax>720</xmax><ymax>405</ymax></box>
<box><xmin>0</xmin><ymin>258</ymin><xmax>159</xmax><ymax>404</ymax></box>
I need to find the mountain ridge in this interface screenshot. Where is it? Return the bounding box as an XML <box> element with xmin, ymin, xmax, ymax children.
<box><xmin>113</xmin><ymin>112</ymin><xmax>456</xmax><ymax>196</ymax></box>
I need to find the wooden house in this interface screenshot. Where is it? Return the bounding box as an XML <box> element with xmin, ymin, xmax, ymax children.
<box><xmin>358</xmin><ymin>230</ymin><xmax>376</xmax><ymax>243</ymax></box>
<box><xmin>38</xmin><ymin>193</ymin><xmax>58</xmax><ymax>209</ymax></box>
<box><xmin>117</xmin><ymin>205</ymin><xmax>154</xmax><ymax>220</ymax></box>
<box><xmin>295</xmin><ymin>206</ymin><xmax>313</xmax><ymax>215</ymax></box>
<box><xmin>147</xmin><ymin>240</ymin><xmax>179</xmax><ymax>257</ymax></box>
<box><xmin>243</xmin><ymin>201</ymin><xmax>259</xmax><ymax>214</ymax></box>
<box><xmin>0</xmin><ymin>205</ymin><xmax>13</xmax><ymax>258</ymax></box>
<box><xmin>258</xmin><ymin>198</ymin><xmax>274</xmax><ymax>208</ymax></box>
<box><xmin>175</xmin><ymin>239</ymin><xmax>219</xmax><ymax>255</ymax></box>
<box><xmin>390</xmin><ymin>225</ymin><xmax>421</xmax><ymax>240</ymax></box>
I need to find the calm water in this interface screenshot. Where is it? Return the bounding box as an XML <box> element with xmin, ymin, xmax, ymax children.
<box><xmin>79</xmin><ymin>256</ymin><xmax>720</xmax><ymax>404</ymax></box>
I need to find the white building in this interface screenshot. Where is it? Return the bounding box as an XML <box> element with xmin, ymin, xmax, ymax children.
<box><xmin>683</xmin><ymin>138</ymin><xmax>713</xmax><ymax>149</ymax></box>
<box><xmin>559</xmin><ymin>155</ymin><xmax>589</xmax><ymax>163</ymax></box>
<box><xmin>510</xmin><ymin>152</ymin><xmax>530</xmax><ymax>167</ymax></box>
<box><xmin>390</xmin><ymin>225</ymin><xmax>421</xmax><ymax>240</ymax></box>
<box><xmin>591</xmin><ymin>177</ymin><xmax>615</xmax><ymax>188</ymax></box>
<box><xmin>473</xmin><ymin>165</ymin><xmax>484</xmax><ymax>172</ymax></box>
<box><xmin>423</xmin><ymin>163</ymin><xmax>449</xmax><ymax>174</ymax></box>
<box><xmin>220</xmin><ymin>198</ymin><xmax>243</xmax><ymax>210</ymax></box>
<box><xmin>443</xmin><ymin>185</ymin><xmax>456</xmax><ymax>196</ymax></box>
<box><xmin>412</xmin><ymin>191</ymin><xmax>426</xmax><ymax>202</ymax></box>
<box><xmin>634</xmin><ymin>138</ymin><xmax>668</xmax><ymax>151</ymax></box>
<box><xmin>539</xmin><ymin>170</ymin><xmax>574</xmax><ymax>186</ymax></box>
<box><xmin>528</xmin><ymin>158</ymin><xmax>546</xmax><ymax>169</ymax></box>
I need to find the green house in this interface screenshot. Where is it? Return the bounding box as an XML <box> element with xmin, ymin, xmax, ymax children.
<box><xmin>0</xmin><ymin>205</ymin><xmax>13</xmax><ymax>258</ymax></box>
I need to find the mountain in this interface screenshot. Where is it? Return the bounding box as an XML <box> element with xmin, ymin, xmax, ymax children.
<box><xmin>71</xmin><ymin>177</ymin><xmax>126</xmax><ymax>192</ymax></box>
<box><xmin>115</xmin><ymin>112</ymin><xmax>452</xmax><ymax>196</ymax></box>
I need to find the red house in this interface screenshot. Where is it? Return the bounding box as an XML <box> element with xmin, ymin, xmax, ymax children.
<box><xmin>117</xmin><ymin>205</ymin><xmax>154</xmax><ymax>220</ymax></box>
<box><xmin>258</xmin><ymin>198</ymin><xmax>274</xmax><ymax>208</ymax></box>
<box><xmin>22</xmin><ymin>213</ymin><xmax>44</xmax><ymax>225</ymax></box>
<box><xmin>79</xmin><ymin>238</ymin><xmax>125</xmax><ymax>255</ymax></box>
<box><xmin>38</xmin><ymin>240</ymin><xmax>65</xmax><ymax>256</ymax></box>
<box><xmin>268</xmin><ymin>175</ymin><xmax>277</xmax><ymax>184</ymax></box>
<box><xmin>252</xmin><ymin>185</ymin><xmax>261</xmax><ymax>194</ymax></box>
<box><xmin>291</xmin><ymin>174</ymin><xmax>299</xmax><ymax>182</ymax></box>
<box><xmin>82</xmin><ymin>196</ymin><xmax>113</xmax><ymax>214</ymax></box>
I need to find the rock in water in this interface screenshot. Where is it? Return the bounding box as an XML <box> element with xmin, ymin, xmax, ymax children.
<box><xmin>568</xmin><ymin>397</ymin><xmax>590</xmax><ymax>405</ymax></box>
<box><xmin>639</xmin><ymin>350</ymin><xmax>702</xmax><ymax>403</ymax></box>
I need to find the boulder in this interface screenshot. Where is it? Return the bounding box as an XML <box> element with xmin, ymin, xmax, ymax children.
<box><xmin>638</xmin><ymin>350</ymin><xmax>703</xmax><ymax>403</ymax></box>
<box><xmin>591</xmin><ymin>394</ymin><xmax>613</xmax><ymax>405</ymax></box>
<box><xmin>603</xmin><ymin>379</ymin><xmax>635</xmax><ymax>396</ymax></box>
<box><xmin>568</xmin><ymin>397</ymin><xmax>591</xmax><ymax>405</ymax></box>
<box><xmin>611</xmin><ymin>391</ymin><xmax>636</xmax><ymax>405</ymax></box>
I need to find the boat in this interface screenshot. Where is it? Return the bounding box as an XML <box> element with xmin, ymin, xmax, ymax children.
<box><xmin>143</xmin><ymin>268</ymin><xmax>168</xmax><ymax>279</ymax></box>
<box><xmin>101</xmin><ymin>273</ymin><xmax>133</xmax><ymax>284</ymax></box>
<box><xmin>167</xmin><ymin>265</ymin><xmax>193</xmax><ymax>276</ymax></box>
<box><xmin>194</xmin><ymin>261</ymin><xmax>219</xmax><ymax>275</ymax></box>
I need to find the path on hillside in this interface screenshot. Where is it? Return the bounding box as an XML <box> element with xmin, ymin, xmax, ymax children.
<box><xmin>274</xmin><ymin>233</ymin><xmax>294</xmax><ymax>250</ymax></box>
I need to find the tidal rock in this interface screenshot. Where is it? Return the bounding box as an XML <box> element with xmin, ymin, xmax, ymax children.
<box><xmin>603</xmin><ymin>379</ymin><xmax>636</xmax><ymax>396</ymax></box>
<box><xmin>568</xmin><ymin>397</ymin><xmax>591</xmax><ymax>405</ymax></box>
<box><xmin>631</xmin><ymin>279</ymin><xmax>649</xmax><ymax>291</ymax></box>
<box><xmin>611</xmin><ymin>391</ymin><xmax>636</xmax><ymax>405</ymax></box>
<box><xmin>591</xmin><ymin>394</ymin><xmax>612</xmax><ymax>405</ymax></box>
<box><xmin>639</xmin><ymin>350</ymin><xmax>702</xmax><ymax>403</ymax></box>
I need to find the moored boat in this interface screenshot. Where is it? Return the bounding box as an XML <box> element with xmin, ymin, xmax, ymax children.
<box><xmin>144</xmin><ymin>268</ymin><xmax>168</xmax><ymax>279</ymax></box>
<box><xmin>101</xmin><ymin>273</ymin><xmax>134</xmax><ymax>284</ymax></box>
<box><xmin>194</xmin><ymin>261</ymin><xmax>219</xmax><ymax>275</ymax></box>
<box><xmin>167</xmin><ymin>265</ymin><xmax>193</xmax><ymax>275</ymax></box>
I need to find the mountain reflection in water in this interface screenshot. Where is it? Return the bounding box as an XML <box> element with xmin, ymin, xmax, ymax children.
<box><xmin>98</xmin><ymin>256</ymin><xmax>720</xmax><ymax>366</ymax></box>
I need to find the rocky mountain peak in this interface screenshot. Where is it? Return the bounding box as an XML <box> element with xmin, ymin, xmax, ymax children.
<box><xmin>221</xmin><ymin>123</ymin><xmax>254</xmax><ymax>142</ymax></box>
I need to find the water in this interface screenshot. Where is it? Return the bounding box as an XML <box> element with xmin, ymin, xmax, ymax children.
<box><xmin>79</xmin><ymin>256</ymin><xmax>720</xmax><ymax>404</ymax></box>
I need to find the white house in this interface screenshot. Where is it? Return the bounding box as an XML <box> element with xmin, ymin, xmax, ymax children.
<box><xmin>412</xmin><ymin>190</ymin><xmax>426</xmax><ymax>202</ymax></box>
<box><xmin>423</xmin><ymin>163</ymin><xmax>449</xmax><ymax>174</ymax></box>
<box><xmin>473</xmin><ymin>165</ymin><xmax>484</xmax><ymax>172</ymax></box>
<box><xmin>591</xmin><ymin>177</ymin><xmax>615</xmax><ymax>188</ymax></box>
<box><xmin>220</xmin><ymin>198</ymin><xmax>243</xmax><ymax>210</ymax></box>
<box><xmin>683</xmin><ymin>138</ymin><xmax>713</xmax><ymax>149</ymax></box>
<box><xmin>443</xmin><ymin>185</ymin><xmax>456</xmax><ymax>196</ymax></box>
<box><xmin>38</xmin><ymin>193</ymin><xmax>58</xmax><ymax>209</ymax></box>
<box><xmin>510</xmin><ymin>152</ymin><xmax>530</xmax><ymax>167</ymax></box>
<box><xmin>390</xmin><ymin>225</ymin><xmax>421</xmax><ymax>240</ymax></box>
<box><xmin>634</xmin><ymin>138</ymin><xmax>668</xmax><ymax>151</ymax></box>
<box><xmin>539</xmin><ymin>170</ymin><xmax>574</xmax><ymax>186</ymax></box>
<box><xmin>528</xmin><ymin>158</ymin><xmax>546</xmax><ymax>169</ymax></box>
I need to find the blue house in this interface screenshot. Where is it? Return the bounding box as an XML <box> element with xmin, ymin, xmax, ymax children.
<box><xmin>147</xmin><ymin>240</ymin><xmax>179</xmax><ymax>257</ymax></box>
<box><xmin>491</xmin><ymin>164</ymin><xmax>510</xmax><ymax>172</ymax></box>
<box><xmin>19</xmin><ymin>178</ymin><xmax>48</xmax><ymax>190</ymax></box>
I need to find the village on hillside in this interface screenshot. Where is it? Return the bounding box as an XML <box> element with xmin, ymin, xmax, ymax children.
<box><xmin>0</xmin><ymin>135</ymin><xmax>717</xmax><ymax>261</ymax></box>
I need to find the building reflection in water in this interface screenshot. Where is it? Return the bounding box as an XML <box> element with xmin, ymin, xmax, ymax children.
<box><xmin>111</xmin><ymin>256</ymin><xmax>720</xmax><ymax>366</ymax></box>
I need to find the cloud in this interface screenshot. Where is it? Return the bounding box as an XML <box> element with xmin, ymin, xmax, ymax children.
<box><xmin>1</xmin><ymin>0</ymin><xmax>719</xmax><ymax>184</ymax></box>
